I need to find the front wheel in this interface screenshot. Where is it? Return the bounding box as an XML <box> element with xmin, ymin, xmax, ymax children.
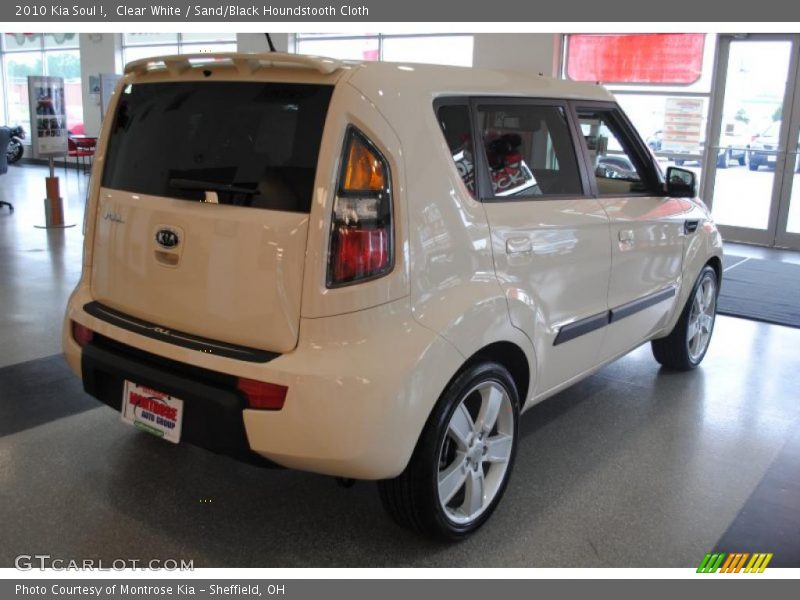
<box><xmin>652</xmin><ymin>265</ymin><xmax>718</xmax><ymax>371</ymax></box>
<box><xmin>378</xmin><ymin>362</ymin><xmax>519</xmax><ymax>540</ymax></box>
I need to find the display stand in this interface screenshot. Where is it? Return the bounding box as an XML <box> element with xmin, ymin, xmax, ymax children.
<box><xmin>34</xmin><ymin>156</ymin><xmax>75</xmax><ymax>229</ymax></box>
<box><xmin>28</xmin><ymin>75</ymin><xmax>75</xmax><ymax>230</ymax></box>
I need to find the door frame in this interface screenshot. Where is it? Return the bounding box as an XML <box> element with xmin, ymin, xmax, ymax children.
<box><xmin>702</xmin><ymin>33</ymin><xmax>800</xmax><ymax>249</ymax></box>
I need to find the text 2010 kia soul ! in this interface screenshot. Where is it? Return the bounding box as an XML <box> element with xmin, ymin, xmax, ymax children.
<box><xmin>64</xmin><ymin>53</ymin><xmax>722</xmax><ymax>539</ymax></box>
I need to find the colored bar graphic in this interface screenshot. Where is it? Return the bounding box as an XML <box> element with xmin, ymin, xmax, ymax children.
<box><xmin>696</xmin><ymin>552</ymin><xmax>771</xmax><ymax>573</ymax></box>
<box><xmin>720</xmin><ymin>554</ymin><xmax>736</xmax><ymax>573</ymax></box>
<box><xmin>697</xmin><ymin>553</ymin><xmax>713</xmax><ymax>573</ymax></box>
<box><xmin>758</xmin><ymin>554</ymin><xmax>773</xmax><ymax>572</ymax></box>
<box><xmin>744</xmin><ymin>554</ymin><xmax>759</xmax><ymax>572</ymax></box>
<box><xmin>734</xmin><ymin>553</ymin><xmax>750</xmax><ymax>573</ymax></box>
<box><xmin>711</xmin><ymin>554</ymin><xmax>726</xmax><ymax>572</ymax></box>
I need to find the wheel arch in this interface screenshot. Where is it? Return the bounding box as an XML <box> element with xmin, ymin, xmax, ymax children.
<box><xmin>440</xmin><ymin>340</ymin><xmax>531</xmax><ymax>413</ymax></box>
<box><xmin>706</xmin><ymin>255</ymin><xmax>722</xmax><ymax>287</ymax></box>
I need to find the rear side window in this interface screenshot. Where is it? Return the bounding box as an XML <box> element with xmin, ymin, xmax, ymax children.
<box><xmin>102</xmin><ymin>82</ymin><xmax>333</xmax><ymax>213</ymax></box>
<box><xmin>436</xmin><ymin>104</ymin><xmax>476</xmax><ymax>197</ymax></box>
<box><xmin>476</xmin><ymin>104</ymin><xmax>583</xmax><ymax>198</ymax></box>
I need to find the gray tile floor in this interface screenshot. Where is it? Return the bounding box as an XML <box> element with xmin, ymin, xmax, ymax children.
<box><xmin>1</xmin><ymin>163</ymin><xmax>798</xmax><ymax>566</ymax></box>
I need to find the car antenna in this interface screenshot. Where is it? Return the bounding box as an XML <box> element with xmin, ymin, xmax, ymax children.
<box><xmin>264</xmin><ymin>33</ymin><xmax>277</xmax><ymax>52</ymax></box>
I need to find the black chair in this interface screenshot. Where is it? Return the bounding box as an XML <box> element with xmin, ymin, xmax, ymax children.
<box><xmin>0</xmin><ymin>126</ymin><xmax>13</xmax><ymax>212</ymax></box>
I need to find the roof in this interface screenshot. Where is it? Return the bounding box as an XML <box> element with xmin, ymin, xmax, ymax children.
<box><xmin>123</xmin><ymin>52</ymin><xmax>615</xmax><ymax>103</ymax></box>
<box><xmin>341</xmin><ymin>59</ymin><xmax>614</xmax><ymax>102</ymax></box>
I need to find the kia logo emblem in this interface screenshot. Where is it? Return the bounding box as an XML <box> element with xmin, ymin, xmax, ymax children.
<box><xmin>155</xmin><ymin>229</ymin><xmax>180</xmax><ymax>249</ymax></box>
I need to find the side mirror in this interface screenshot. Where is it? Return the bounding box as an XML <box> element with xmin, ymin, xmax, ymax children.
<box><xmin>665</xmin><ymin>166</ymin><xmax>696</xmax><ymax>197</ymax></box>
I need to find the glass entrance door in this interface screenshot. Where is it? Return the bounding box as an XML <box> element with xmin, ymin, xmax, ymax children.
<box><xmin>703</xmin><ymin>34</ymin><xmax>800</xmax><ymax>249</ymax></box>
<box><xmin>774</xmin><ymin>84</ymin><xmax>800</xmax><ymax>248</ymax></box>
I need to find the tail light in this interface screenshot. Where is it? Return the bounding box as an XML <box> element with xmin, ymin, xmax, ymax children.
<box><xmin>72</xmin><ymin>321</ymin><xmax>94</xmax><ymax>348</ymax></box>
<box><xmin>327</xmin><ymin>127</ymin><xmax>393</xmax><ymax>287</ymax></box>
<box><xmin>237</xmin><ymin>377</ymin><xmax>288</xmax><ymax>411</ymax></box>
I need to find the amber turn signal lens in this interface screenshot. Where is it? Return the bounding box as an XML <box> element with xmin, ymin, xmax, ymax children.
<box><xmin>342</xmin><ymin>136</ymin><xmax>385</xmax><ymax>192</ymax></box>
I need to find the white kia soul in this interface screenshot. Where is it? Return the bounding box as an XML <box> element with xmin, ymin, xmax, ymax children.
<box><xmin>63</xmin><ymin>53</ymin><xmax>723</xmax><ymax>539</ymax></box>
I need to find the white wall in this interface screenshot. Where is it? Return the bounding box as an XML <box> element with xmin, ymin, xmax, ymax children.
<box><xmin>78</xmin><ymin>33</ymin><xmax>120</xmax><ymax>138</ymax></box>
<box><xmin>472</xmin><ymin>34</ymin><xmax>562</xmax><ymax>76</ymax></box>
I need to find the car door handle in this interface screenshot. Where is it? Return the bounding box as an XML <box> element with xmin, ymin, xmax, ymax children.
<box><xmin>618</xmin><ymin>229</ymin><xmax>634</xmax><ymax>242</ymax></box>
<box><xmin>506</xmin><ymin>237</ymin><xmax>532</xmax><ymax>254</ymax></box>
<box><xmin>684</xmin><ymin>220</ymin><xmax>700</xmax><ymax>234</ymax></box>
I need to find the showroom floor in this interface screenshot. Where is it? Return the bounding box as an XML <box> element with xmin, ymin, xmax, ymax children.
<box><xmin>1</xmin><ymin>163</ymin><xmax>798</xmax><ymax>567</ymax></box>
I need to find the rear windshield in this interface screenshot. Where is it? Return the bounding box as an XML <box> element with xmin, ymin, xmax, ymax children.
<box><xmin>102</xmin><ymin>81</ymin><xmax>333</xmax><ymax>213</ymax></box>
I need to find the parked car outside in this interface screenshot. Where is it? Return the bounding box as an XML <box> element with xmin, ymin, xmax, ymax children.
<box><xmin>749</xmin><ymin>122</ymin><xmax>781</xmax><ymax>171</ymax></box>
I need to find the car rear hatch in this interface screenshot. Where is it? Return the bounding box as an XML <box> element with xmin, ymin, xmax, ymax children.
<box><xmin>91</xmin><ymin>57</ymin><xmax>338</xmax><ymax>354</ymax></box>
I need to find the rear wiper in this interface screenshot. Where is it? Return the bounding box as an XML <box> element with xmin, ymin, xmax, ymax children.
<box><xmin>168</xmin><ymin>178</ymin><xmax>258</xmax><ymax>196</ymax></box>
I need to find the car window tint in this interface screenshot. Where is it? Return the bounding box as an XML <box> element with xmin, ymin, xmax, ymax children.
<box><xmin>436</xmin><ymin>104</ymin><xmax>476</xmax><ymax>197</ymax></box>
<box><xmin>476</xmin><ymin>104</ymin><xmax>582</xmax><ymax>198</ymax></box>
<box><xmin>577</xmin><ymin>109</ymin><xmax>651</xmax><ymax>195</ymax></box>
<box><xmin>102</xmin><ymin>82</ymin><xmax>333</xmax><ymax>213</ymax></box>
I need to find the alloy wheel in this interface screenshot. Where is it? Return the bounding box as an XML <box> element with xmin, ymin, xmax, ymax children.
<box><xmin>437</xmin><ymin>380</ymin><xmax>514</xmax><ymax>525</ymax></box>
<box><xmin>687</xmin><ymin>276</ymin><xmax>716</xmax><ymax>362</ymax></box>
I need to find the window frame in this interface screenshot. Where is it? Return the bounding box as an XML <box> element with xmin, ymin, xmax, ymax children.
<box><xmin>468</xmin><ymin>96</ymin><xmax>593</xmax><ymax>203</ymax></box>
<box><xmin>570</xmin><ymin>100</ymin><xmax>665</xmax><ymax>198</ymax></box>
<box><xmin>120</xmin><ymin>33</ymin><xmax>237</xmax><ymax>66</ymax></box>
<box><xmin>0</xmin><ymin>33</ymin><xmax>82</xmax><ymax>135</ymax></box>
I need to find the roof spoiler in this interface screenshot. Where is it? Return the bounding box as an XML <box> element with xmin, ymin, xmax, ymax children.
<box><xmin>124</xmin><ymin>52</ymin><xmax>344</xmax><ymax>77</ymax></box>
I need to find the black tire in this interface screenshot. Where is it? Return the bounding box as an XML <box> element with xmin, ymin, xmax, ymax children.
<box><xmin>652</xmin><ymin>265</ymin><xmax>718</xmax><ymax>371</ymax></box>
<box><xmin>378</xmin><ymin>362</ymin><xmax>520</xmax><ymax>541</ymax></box>
<box><xmin>737</xmin><ymin>154</ymin><xmax>746</xmax><ymax>166</ymax></box>
<box><xmin>6</xmin><ymin>139</ymin><xmax>23</xmax><ymax>164</ymax></box>
<box><xmin>716</xmin><ymin>150</ymin><xmax>729</xmax><ymax>169</ymax></box>
<box><xmin>749</xmin><ymin>159</ymin><xmax>759</xmax><ymax>171</ymax></box>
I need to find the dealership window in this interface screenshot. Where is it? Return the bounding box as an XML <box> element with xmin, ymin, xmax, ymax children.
<box><xmin>564</xmin><ymin>34</ymin><xmax>717</xmax><ymax>186</ymax></box>
<box><xmin>0</xmin><ymin>33</ymin><xmax>83</xmax><ymax>140</ymax></box>
<box><xmin>295</xmin><ymin>33</ymin><xmax>474</xmax><ymax>67</ymax></box>
<box><xmin>121</xmin><ymin>33</ymin><xmax>237</xmax><ymax>65</ymax></box>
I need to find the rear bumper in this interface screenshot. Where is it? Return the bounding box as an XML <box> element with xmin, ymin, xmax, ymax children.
<box><xmin>64</xmin><ymin>285</ymin><xmax>464</xmax><ymax>479</ymax></box>
<box><xmin>81</xmin><ymin>337</ymin><xmax>275</xmax><ymax>466</ymax></box>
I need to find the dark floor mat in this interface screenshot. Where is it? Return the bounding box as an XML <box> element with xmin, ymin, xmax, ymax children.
<box><xmin>718</xmin><ymin>256</ymin><xmax>800</xmax><ymax>329</ymax></box>
<box><xmin>0</xmin><ymin>354</ymin><xmax>97</xmax><ymax>437</ymax></box>
<box><xmin>714</xmin><ymin>419</ymin><xmax>800</xmax><ymax>567</ymax></box>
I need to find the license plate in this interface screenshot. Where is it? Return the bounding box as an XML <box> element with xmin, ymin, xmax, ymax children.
<box><xmin>768</xmin><ymin>155</ymin><xmax>776</xmax><ymax>162</ymax></box>
<box><xmin>121</xmin><ymin>381</ymin><xmax>184</xmax><ymax>444</ymax></box>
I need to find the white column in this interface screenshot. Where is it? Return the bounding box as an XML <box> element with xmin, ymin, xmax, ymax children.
<box><xmin>472</xmin><ymin>34</ymin><xmax>563</xmax><ymax>77</ymax></box>
<box><xmin>79</xmin><ymin>33</ymin><xmax>121</xmax><ymax>137</ymax></box>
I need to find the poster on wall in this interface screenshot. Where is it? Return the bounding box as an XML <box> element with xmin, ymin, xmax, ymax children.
<box><xmin>100</xmin><ymin>73</ymin><xmax>123</xmax><ymax>122</ymax></box>
<box><xmin>27</xmin><ymin>75</ymin><xmax>68</xmax><ymax>156</ymax></box>
<box><xmin>661</xmin><ymin>97</ymin><xmax>704</xmax><ymax>156</ymax></box>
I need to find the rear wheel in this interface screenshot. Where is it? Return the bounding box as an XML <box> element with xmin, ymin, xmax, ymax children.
<box><xmin>716</xmin><ymin>150</ymin><xmax>729</xmax><ymax>169</ymax></box>
<box><xmin>378</xmin><ymin>362</ymin><xmax>519</xmax><ymax>540</ymax></box>
<box><xmin>652</xmin><ymin>265</ymin><xmax>718</xmax><ymax>371</ymax></box>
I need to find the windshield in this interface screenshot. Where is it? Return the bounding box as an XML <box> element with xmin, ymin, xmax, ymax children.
<box><xmin>102</xmin><ymin>81</ymin><xmax>333</xmax><ymax>213</ymax></box>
